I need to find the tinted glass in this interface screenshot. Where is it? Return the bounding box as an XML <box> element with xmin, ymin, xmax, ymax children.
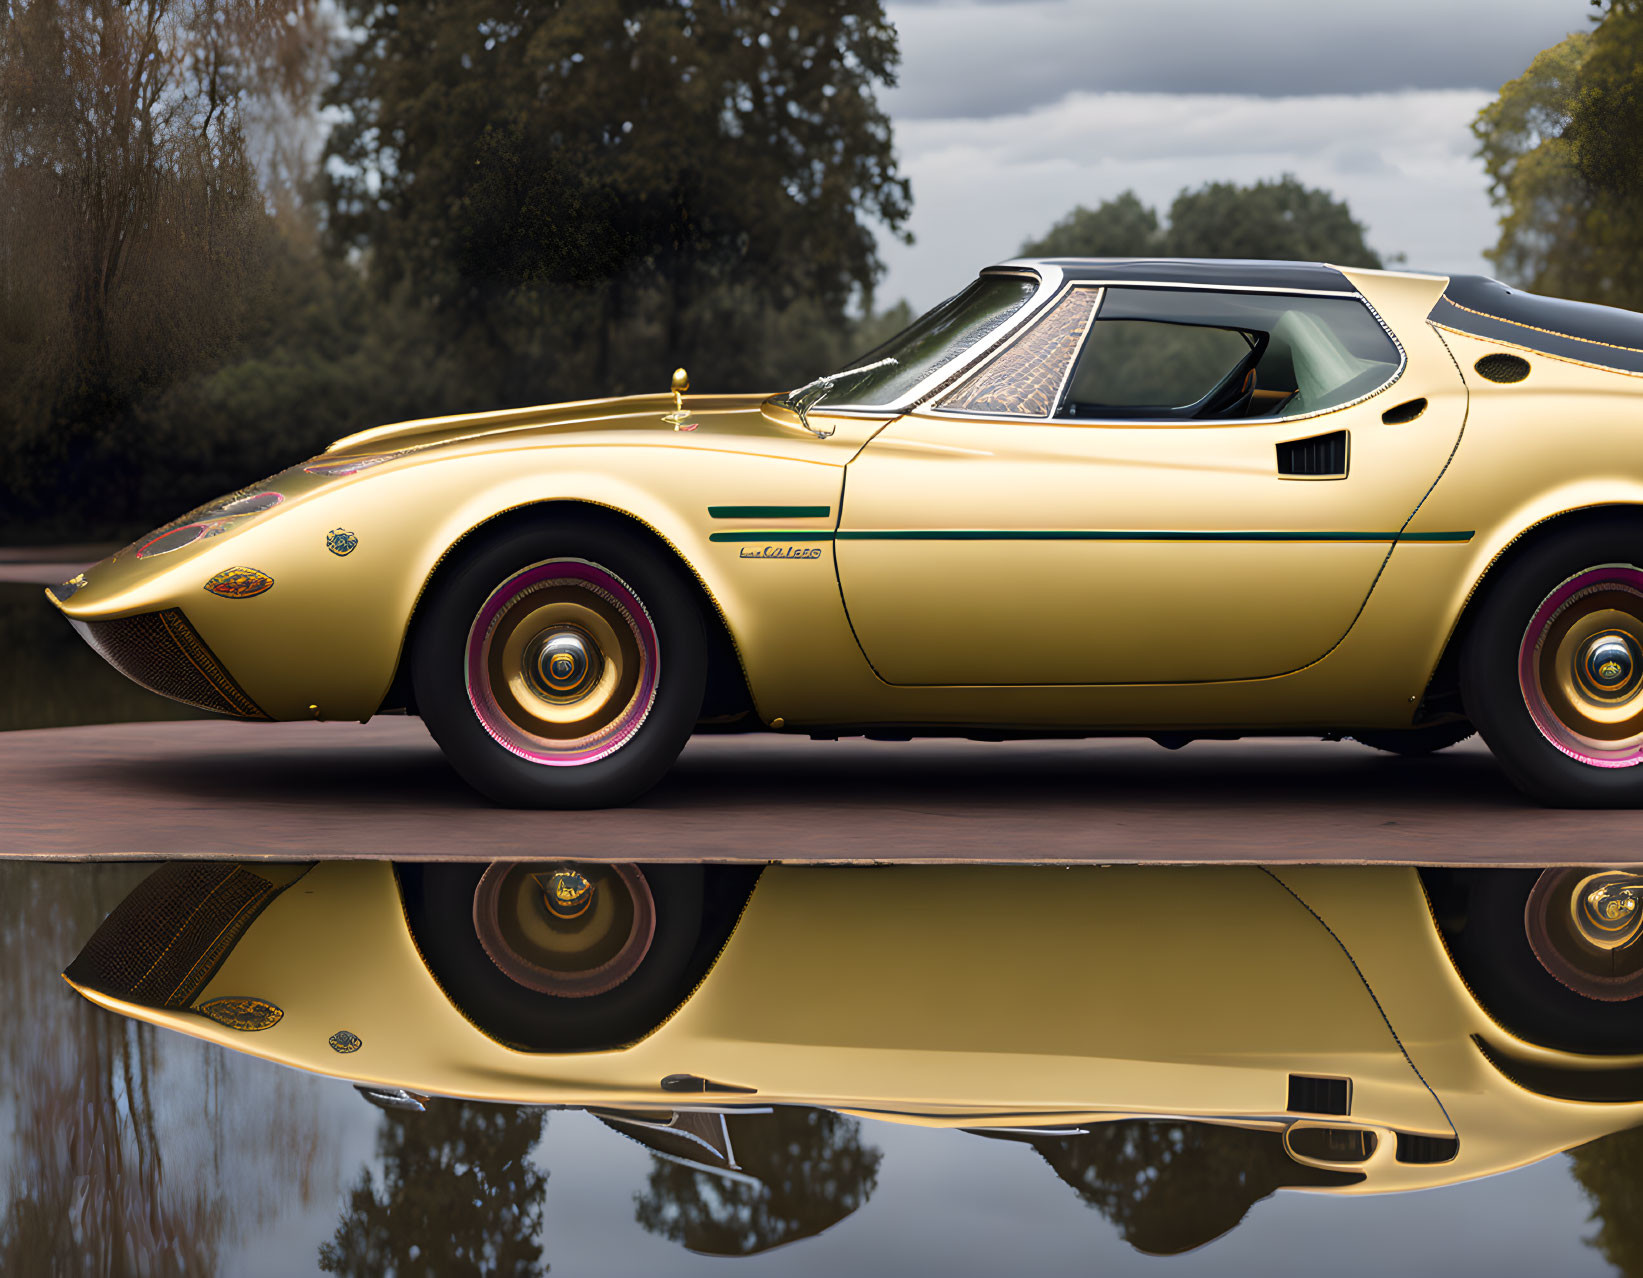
<box><xmin>822</xmin><ymin>274</ymin><xmax>1038</xmax><ymax>407</ymax></box>
<box><xmin>1059</xmin><ymin>288</ymin><xmax>1400</xmax><ymax>421</ymax></box>
<box><xmin>1066</xmin><ymin>320</ymin><xmax>1252</xmax><ymax>410</ymax></box>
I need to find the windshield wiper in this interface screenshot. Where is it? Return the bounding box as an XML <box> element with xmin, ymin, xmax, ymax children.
<box><xmin>778</xmin><ymin>356</ymin><xmax>898</xmax><ymax>437</ymax></box>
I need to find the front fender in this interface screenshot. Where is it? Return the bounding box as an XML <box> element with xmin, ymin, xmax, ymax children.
<box><xmin>59</xmin><ymin>441</ymin><xmax>864</xmax><ymax>722</ymax></box>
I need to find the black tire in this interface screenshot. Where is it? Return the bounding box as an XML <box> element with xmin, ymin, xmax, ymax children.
<box><xmin>1461</xmin><ymin>518</ymin><xmax>1643</xmax><ymax>806</ymax></box>
<box><xmin>396</xmin><ymin>861</ymin><xmax>760</xmax><ymax>1052</ymax></box>
<box><xmin>412</xmin><ymin>513</ymin><xmax>707</xmax><ymax>808</ymax></box>
<box><xmin>1439</xmin><ymin>869</ymin><xmax>1643</xmax><ymax>1054</ymax></box>
<box><xmin>402</xmin><ymin>861</ymin><xmax>701</xmax><ymax>1052</ymax></box>
<box><xmin>1353</xmin><ymin>723</ymin><xmax>1475</xmax><ymax>756</ymax></box>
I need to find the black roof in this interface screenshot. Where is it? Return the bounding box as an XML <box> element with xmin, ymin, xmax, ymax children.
<box><xmin>1431</xmin><ymin>274</ymin><xmax>1643</xmax><ymax>375</ymax></box>
<box><xmin>1009</xmin><ymin>257</ymin><xmax>1360</xmax><ymax>293</ymax></box>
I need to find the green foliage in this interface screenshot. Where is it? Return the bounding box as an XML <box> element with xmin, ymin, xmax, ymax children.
<box><xmin>321</xmin><ymin>0</ymin><xmax>913</xmax><ymax>401</ymax></box>
<box><xmin>632</xmin><ymin>1108</ymin><xmax>881</xmax><ymax>1256</ymax></box>
<box><xmin>320</xmin><ymin>1101</ymin><xmax>549</xmax><ymax>1277</ymax></box>
<box><xmin>1022</xmin><ymin>191</ymin><xmax>1161</xmax><ymax>258</ymax></box>
<box><xmin>0</xmin><ymin>1</ymin><xmax>912</xmax><ymax>541</ymax></box>
<box><xmin>1473</xmin><ymin>32</ymin><xmax>1603</xmax><ymax>299</ymax></box>
<box><xmin>1476</xmin><ymin>3</ymin><xmax>1643</xmax><ymax>309</ymax></box>
<box><xmin>1022</xmin><ymin>178</ymin><xmax>1383</xmax><ymax>267</ymax></box>
<box><xmin>1165</xmin><ymin>177</ymin><xmax>1382</xmax><ymax>266</ymax></box>
<box><xmin>1569</xmin><ymin>1126</ymin><xmax>1643</xmax><ymax>1275</ymax></box>
<box><xmin>1030</xmin><ymin>1120</ymin><xmax>1356</xmax><ymax>1256</ymax></box>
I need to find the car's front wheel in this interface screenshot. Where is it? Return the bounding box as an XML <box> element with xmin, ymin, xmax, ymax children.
<box><xmin>1462</xmin><ymin>519</ymin><xmax>1643</xmax><ymax>806</ymax></box>
<box><xmin>413</xmin><ymin>513</ymin><xmax>707</xmax><ymax>808</ymax></box>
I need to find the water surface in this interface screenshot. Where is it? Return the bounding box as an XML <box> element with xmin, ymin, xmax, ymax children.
<box><xmin>4</xmin><ymin>861</ymin><xmax>1642</xmax><ymax>1277</ymax></box>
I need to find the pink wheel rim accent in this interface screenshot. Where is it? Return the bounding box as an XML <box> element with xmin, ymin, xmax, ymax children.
<box><xmin>1518</xmin><ymin>564</ymin><xmax>1643</xmax><ymax>768</ymax></box>
<box><xmin>465</xmin><ymin>560</ymin><xmax>660</xmax><ymax>766</ymax></box>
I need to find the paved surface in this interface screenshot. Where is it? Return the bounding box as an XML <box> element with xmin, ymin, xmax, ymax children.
<box><xmin>0</xmin><ymin>718</ymin><xmax>1636</xmax><ymax>864</ymax></box>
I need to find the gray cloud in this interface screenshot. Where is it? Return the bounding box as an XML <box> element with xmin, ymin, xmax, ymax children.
<box><xmin>873</xmin><ymin>90</ymin><xmax>1498</xmax><ymax>308</ymax></box>
<box><xmin>883</xmin><ymin>0</ymin><xmax>1590</xmax><ymax>118</ymax></box>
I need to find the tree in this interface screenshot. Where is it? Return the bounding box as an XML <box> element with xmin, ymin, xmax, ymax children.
<box><xmin>630</xmin><ymin>1107</ymin><xmax>881</xmax><ymax>1256</ymax></box>
<box><xmin>320</xmin><ymin>1101</ymin><xmax>550</xmax><ymax>1277</ymax></box>
<box><xmin>1165</xmin><ymin>177</ymin><xmax>1381</xmax><ymax>266</ymax></box>
<box><xmin>321</xmin><ymin>0</ymin><xmax>913</xmax><ymax>401</ymax></box>
<box><xmin>1021</xmin><ymin>191</ymin><xmax>1161</xmax><ymax>258</ymax></box>
<box><xmin>1569</xmin><ymin>1127</ymin><xmax>1643</xmax><ymax>1276</ymax></box>
<box><xmin>1025</xmin><ymin>1120</ymin><xmax>1358</xmax><ymax>1257</ymax></box>
<box><xmin>1021</xmin><ymin>178</ymin><xmax>1382</xmax><ymax>267</ymax></box>
<box><xmin>1474</xmin><ymin>3</ymin><xmax>1643</xmax><ymax>310</ymax></box>
<box><xmin>1562</xmin><ymin>0</ymin><xmax>1643</xmax><ymax>307</ymax></box>
<box><xmin>1473</xmin><ymin>32</ymin><xmax>1602</xmax><ymax>301</ymax></box>
<box><xmin>0</xmin><ymin>0</ymin><xmax>330</xmax><ymax>530</ymax></box>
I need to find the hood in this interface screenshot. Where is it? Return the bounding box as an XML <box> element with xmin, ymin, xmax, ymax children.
<box><xmin>324</xmin><ymin>391</ymin><xmax>811</xmax><ymax>460</ymax></box>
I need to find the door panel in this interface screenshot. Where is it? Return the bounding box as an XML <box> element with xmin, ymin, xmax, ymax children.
<box><xmin>836</xmin><ymin>320</ymin><xmax>1465</xmax><ymax>686</ymax></box>
<box><xmin>675</xmin><ymin>866</ymin><xmax>1443</xmax><ymax>1128</ymax></box>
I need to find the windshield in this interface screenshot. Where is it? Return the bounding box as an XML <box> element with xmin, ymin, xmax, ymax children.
<box><xmin>793</xmin><ymin>273</ymin><xmax>1039</xmax><ymax>411</ymax></box>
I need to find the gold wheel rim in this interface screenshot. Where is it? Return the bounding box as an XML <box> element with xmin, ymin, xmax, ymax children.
<box><xmin>473</xmin><ymin>861</ymin><xmax>656</xmax><ymax>997</ymax></box>
<box><xmin>1526</xmin><ymin>867</ymin><xmax>1643</xmax><ymax>1001</ymax></box>
<box><xmin>1537</xmin><ymin>591</ymin><xmax>1643</xmax><ymax>742</ymax></box>
<box><xmin>484</xmin><ymin>584</ymin><xmax>642</xmax><ymax>746</ymax></box>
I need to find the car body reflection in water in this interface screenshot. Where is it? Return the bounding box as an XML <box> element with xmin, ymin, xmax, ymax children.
<box><xmin>52</xmin><ymin>859</ymin><xmax>1643</xmax><ymax>1266</ymax></box>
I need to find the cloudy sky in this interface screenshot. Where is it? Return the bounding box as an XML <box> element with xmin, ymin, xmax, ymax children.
<box><xmin>872</xmin><ymin>0</ymin><xmax>1592</xmax><ymax>309</ymax></box>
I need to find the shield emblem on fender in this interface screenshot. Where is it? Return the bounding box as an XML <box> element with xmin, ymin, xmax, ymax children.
<box><xmin>204</xmin><ymin>567</ymin><xmax>274</xmax><ymax>599</ymax></box>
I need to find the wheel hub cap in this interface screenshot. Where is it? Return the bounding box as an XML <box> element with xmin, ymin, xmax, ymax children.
<box><xmin>1579</xmin><ymin>633</ymin><xmax>1640</xmax><ymax>699</ymax></box>
<box><xmin>538</xmin><ymin>868</ymin><xmax>595</xmax><ymax>919</ymax></box>
<box><xmin>1518</xmin><ymin>566</ymin><xmax>1643</xmax><ymax>767</ymax></box>
<box><xmin>1572</xmin><ymin>871</ymin><xmax>1643</xmax><ymax>951</ymax></box>
<box><xmin>1526</xmin><ymin>867</ymin><xmax>1643</xmax><ymax>1000</ymax></box>
<box><xmin>529</xmin><ymin>629</ymin><xmax>603</xmax><ymax>701</ymax></box>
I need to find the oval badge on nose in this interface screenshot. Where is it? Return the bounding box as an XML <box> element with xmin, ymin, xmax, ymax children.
<box><xmin>205</xmin><ymin>567</ymin><xmax>274</xmax><ymax>599</ymax></box>
<box><xmin>327</xmin><ymin>528</ymin><xmax>359</xmax><ymax>557</ymax></box>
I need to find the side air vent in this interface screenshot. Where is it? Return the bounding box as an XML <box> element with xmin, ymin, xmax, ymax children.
<box><xmin>1381</xmin><ymin>397</ymin><xmax>1427</xmax><ymax>424</ymax></box>
<box><xmin>1277</xmin><ymin>431</ymin><xmax>1348</xmax><ymax>478</ymax></box>
<box><xmin>1396</xmin><ymin>1132</ymin><xmax>1459</xmax><ymax>1165</ymax></box>
<box><xmin>1475</xmin><ymin>353</ymin><xmax>1531</xmax><ymax>383</ymax></box>
<box><xmin>1288</xmin><ymin>1074</ymin><xmax>1352</xmax><ymax>1115</ymax></box>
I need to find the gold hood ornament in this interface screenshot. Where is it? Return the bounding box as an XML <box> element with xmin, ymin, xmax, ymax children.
<box><xmin>663</xmin><ymin>367</ymin><xmax>695</xmax><ymax>430</ymax></box>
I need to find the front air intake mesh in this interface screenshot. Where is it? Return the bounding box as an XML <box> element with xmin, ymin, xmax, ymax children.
<box><xmin>1287</xmin><ymin>1074</ymin><xmax>1351</xmax><ymax>1115</ymax></box>
<box><xmin>1475</xmin><ymin>353</ymin><xmax>1531</xmax><ymax>383</ymax></box>
<box><xmin>1277</xmin><ymin>431</ymin><xmax>1349</xmax><ymax>477</ymax></box>
<box><xmin>72</xmin><ymin>608</ymin><xmax>266</xmax><ymax>718</ymax></box>
<box><xmin>65</xmin><ymin>863</ymin><xmax>294</xmax><ymax>1008</ymax></box>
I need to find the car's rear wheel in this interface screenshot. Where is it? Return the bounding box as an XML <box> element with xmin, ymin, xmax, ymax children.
<box><xmin>1353</xmin><ymin>722</ymin><xmax>1475</xmax><ymax>756</ymax></box>
<box><xmin>1434</xmin><ymin>867</ymin><xmax>1643</xmax><ymax>1053</ymax></box>
<box><xmin>413</xmin><ymin>513</ymin><xmax>707</xmax><ymax>808</ymax></box>
<box><xmin>1461</xmin><ymin>519</ymin><xmax>1643</xmax><ymax>806</ymax></box>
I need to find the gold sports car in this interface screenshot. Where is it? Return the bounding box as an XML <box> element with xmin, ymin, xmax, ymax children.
<box><xmin>63</xmin><ymin>859</ymin><xmax>1643</xmax><ymax>1205</ymax></box>
<box><xmin>46</xmin><ymin>257</ymin><xmax>1643</xmax><ymax>807</ymax></box>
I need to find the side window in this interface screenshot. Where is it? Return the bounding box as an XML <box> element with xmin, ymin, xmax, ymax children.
<box><xmin>1065</xmin><ymin>320</ymin><xmax>1255</xmax><ymax>416</ymax></box>
<box><xmin>1057</xmin><ymin>288</ymin><xmax>1402</xmax><ymax>422</ymax></box>
<box><xmin>939</xmin><ymin>288</ymin><xmax>1101</xmax><ymax>416</ymax></box>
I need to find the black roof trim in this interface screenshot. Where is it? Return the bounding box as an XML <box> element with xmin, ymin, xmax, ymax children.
<box><xmin>1024</xmin><ymin>258</ymin><xmax>1358</xmax><ymax>293</ymax></box>
<box><xmin>1431</xmin><ymin>275</ymin><xmax>1643</xmax><ymax>376</ymax></box>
